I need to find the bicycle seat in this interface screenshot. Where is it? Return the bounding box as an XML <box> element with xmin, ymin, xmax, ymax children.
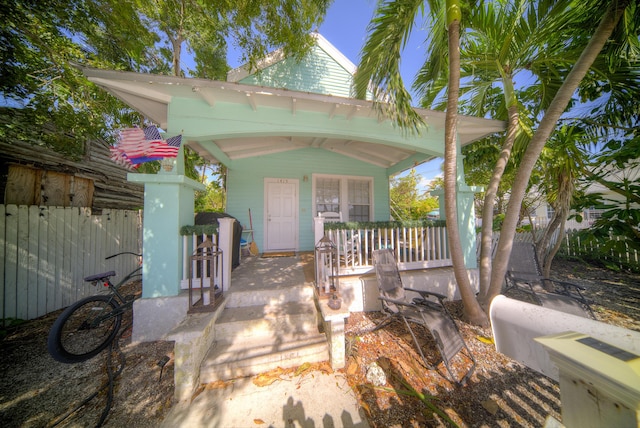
<box><xmin>84</xmin><ymin>271</ymin><xmax>116</xmax><ymax>282</ymax></box>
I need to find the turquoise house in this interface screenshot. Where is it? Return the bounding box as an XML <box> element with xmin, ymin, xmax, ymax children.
<box><xmin>81</xmin><ymin>33</ymin><xmax>503</xmax><ymax>331</ymax></box>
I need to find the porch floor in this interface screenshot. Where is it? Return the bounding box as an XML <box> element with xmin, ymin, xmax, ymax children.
<box><xmin>229</xmin><ymin>251</ymin><xmax>315</xmax><ymax>294</ymax></box>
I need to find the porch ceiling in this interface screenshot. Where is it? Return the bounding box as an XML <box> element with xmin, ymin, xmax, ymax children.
<box><xmin>82</xmin><ymin>67</ymin><xmax>505</xmax><ymax>170</ymax></box>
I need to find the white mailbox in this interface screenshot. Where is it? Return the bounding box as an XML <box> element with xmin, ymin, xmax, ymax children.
<box><xmin>536</xmin><ymin>331</ymin><xmax>640</xmax><ymax>428</ymax></box>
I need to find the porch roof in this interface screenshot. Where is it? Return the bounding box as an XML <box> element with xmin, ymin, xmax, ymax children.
<box><xmin>81</xmin><ymin>66</ymin><xmax>505</xmax><ymax>174</ymax></box>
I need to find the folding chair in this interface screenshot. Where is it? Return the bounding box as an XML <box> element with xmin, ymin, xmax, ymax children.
<box><xmin>372</xmin><ymin>249</ymin><xmax>476</xmax><ymax>386</ymax></box>
<box><xmin>505</xmin><ymin>242</ymin><xmax>596</xmax><ymax>319</ymax></box>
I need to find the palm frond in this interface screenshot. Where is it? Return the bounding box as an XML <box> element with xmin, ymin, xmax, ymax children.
<box><xmin>353</xmin><ymin>0</ymin><xmax>426</xmax><ymax>133</ymax></box>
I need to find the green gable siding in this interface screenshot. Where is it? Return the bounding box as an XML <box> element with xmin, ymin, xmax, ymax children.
<box><xmin>238</xmin><ymin>45</ymin><xmax>353</xmax><ymax>97</ymax></box>
<box><xmin>226</xmin><ymin>148</ymin><xmax>390</xmax><ymax>252</ymax></box>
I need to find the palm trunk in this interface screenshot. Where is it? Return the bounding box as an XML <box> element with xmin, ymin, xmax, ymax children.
<box><xmin>543</xmin><ymin>215</ymin><xmax>566</xmax><ymax>278</ymax></box>
<box><xmin>540</xmin><ymin>172</ymin><xmax>574</xmax><ymax>279</ymax></box>
<box><xmin>444</xmin><ymin>0</ymin><xmax>488</xmax><ymax>326</ymax></box>
<box><xmin>486</xmin><ymin>0</ymin><xmax>631</xmax><ymax>301</ymax></box>
<box><xmin>478</xmin><ymin>102</ymin><xmax>518</xmax><ymax>303</ymax></box>
<box><xmin>538</xmin><ymin>209</ymin><xmax>561</xmax><ymax>256</ymax></box>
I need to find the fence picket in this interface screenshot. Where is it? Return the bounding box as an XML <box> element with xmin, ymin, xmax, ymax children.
<box><xmin>79</xmin><ymin>207</ymin><xmax>92</xmax><ymax>299</ymax></box>
<box><xmin>27</xmin><ymin>206</ymin><xmax>40</xmax><ymax>319</ymax></box>
<box><xmin>46</xmin><ymin>208</ymin><xmax>57</xmax><ymax>313</ymax></box>
<box><xmin>16</xmin><ymin>205</ymin><xmax>30</xmax><ymax>319</ymax></box>
<box><xmin>60</xmin><ymin>208</ymin><xmax>70</xmax><ymax>306</ymax></box>
<box><xmin>53</xmin><ymin>207</ymin><xmax>64</xmax><ymax>309</ymax></box>
<box><xmin>37</xmin><ymin>207</ymin><xmax>49</xmax><ymax>316</ymax></box>
<box><xmin>5</xmin><ymin>205</ymin><xmax>18</xmax><ymax>320</ymax></box>
<box><xmin>0</xmin><ymin>205</ymin><xmax>4</xmax><ymax>320</ymax></box>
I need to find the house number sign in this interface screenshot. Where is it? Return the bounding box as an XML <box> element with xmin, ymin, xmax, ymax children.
<box><xmin>277</xmin><ymin>179</ymin><xmax>289</xmax><ymax>184</ymax></box>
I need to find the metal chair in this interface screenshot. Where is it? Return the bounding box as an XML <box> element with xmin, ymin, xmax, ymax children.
<box><xmin>372</xmin><ymin>249</ymin><xmax>476</xmax><ymax>386</ymax></box>
<box><xmin>505</xmin><ymin>242</ymin><xmax>596</xmax><ymax>319</ymax></box>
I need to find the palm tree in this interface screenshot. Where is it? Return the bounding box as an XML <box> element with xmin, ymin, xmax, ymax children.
<box><xmin>355</xmin><ymin>0</ymin><xmax>488</xmax><ymax>325</ymax></box>
<box><xmin>354</xmin><ymin>0</ymin><xmax>636</xmax><ymax>324</ymax></box>
<box><xmin>535</xmin><ymin>126</ymin><xmax>590</xmax><ymax>279</ymax></box>
<box><xmin>487</xmin><ymin>0</ymin><xmax>633</xmax><ymax>302</ymax></box>
<box><xmin>416</xmin><ymin>0</ymin><xmax>592</xmax><ymax>306</ymax></box>
<box><xmin>441</xmin><ymin>0</ymin><xmax>490</xmax><ymax>325</ymax></box>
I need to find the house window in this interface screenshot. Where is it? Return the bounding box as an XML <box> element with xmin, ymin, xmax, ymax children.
<box><xmin>314</xmin><ymin>175</ymin><xmax>372</xmax><ymax>221</ymax></box>
<box><xmin>585</xmin><ymin>207</ymin><xmax>603</xmax><ymax>222</ymax></box>
<box><xmin>546</xmin><ymin>205</ymin><xmax>555</xmax><ymax>219</ymax></box>
<box><xmin>348</xmin><ymin>179</ymin><xmax>370</xmax><ymax>222</ymax></box>
<box><xmin>315</xmin><ymin>177</ymin><xmax>340</xmax><ymax>214</ymax></box>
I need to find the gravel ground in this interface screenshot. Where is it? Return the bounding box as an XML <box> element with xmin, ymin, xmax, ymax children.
<box><xmin>341</xmin><ymin>259</ymin><xmax>639</xmax><ymax>427</ymax></box>
<box><xmin>0</xmin><ymin>259</ymin><xmax>638</xmax><ymax>427</ymax></box>
<box><xmin>0</xmin><ymin>281</ymin><xmax>175</xmax><ymax>428</ymax></box>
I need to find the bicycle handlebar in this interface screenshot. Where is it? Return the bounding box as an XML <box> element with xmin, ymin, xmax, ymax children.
<box><xmin>105</xmin><ymin>251</ymin><xmax>142</xmax><ymax>260</ymax></box>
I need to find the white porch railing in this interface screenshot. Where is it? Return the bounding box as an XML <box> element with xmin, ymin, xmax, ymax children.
<box><xmin>180</xmin><ymin>233</ymin><xmax>223</xmax><ymax>291</ymax></box>
<box><xmin>314</xmin><ymin>217</ymin><xmax>452</xmax><ymax>276</ymax></box>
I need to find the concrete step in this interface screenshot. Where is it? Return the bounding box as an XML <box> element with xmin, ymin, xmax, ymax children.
<box><xmin>200</xmin><ymin>331</ymin><xmax>329</xmax><ymax>382</ymax></box>
<box><xmin>214</xmin><ymin>301</ymin><xmax>320</xmax><ymax>339</ymax></box>
<box><xmin>224</xmin><ymin>284</ymin><xmax>315</xmax><ymax>308</ymax></box>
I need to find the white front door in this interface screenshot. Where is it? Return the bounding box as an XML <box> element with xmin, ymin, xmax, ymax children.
<box><xmin>264</xmin><ymin>178</ymin><xmax>298</xmax><ymax>251</ymax></box>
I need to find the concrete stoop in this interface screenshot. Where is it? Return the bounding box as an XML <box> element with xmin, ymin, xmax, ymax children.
<box><xmin>224</xmin><ymin>284</ymin><xmax>315</xmax><ymax>308</ymax></box>
<box><xmin>200</xmin><ymin>284</ymin><xmax>329</xmax><ymax>384</ymax></box>
<box><xmin>200</xmin><ymin>331</ymin><xmax>329</xmax><ymax>382</ymax></box>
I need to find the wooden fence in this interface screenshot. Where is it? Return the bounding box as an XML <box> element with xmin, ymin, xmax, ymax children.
<box><xmin>559</xmin><ymin>229</ymin><xmax>639</xmax><ymax>270</ymax></box>
<box><xmin>1</xmin><ymin>205</ymin><xmax>142</xmax><ymax>322</ymax></box>
<box><xmin>488</xmin><ymin>229</ymin><xmax>638</xmax><ymax>270</ymax></box>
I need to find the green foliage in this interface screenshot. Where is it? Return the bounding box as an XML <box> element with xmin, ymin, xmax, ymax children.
<box><xmin>180</xmin><ymin>224</ymin><xmax>218</xmax><ymax>236</ymax></box>
<box><xmin>462</xmin><ymin>133</ymin><xmax>517</xmax><ymax>213</ymax></box>
<box><xmin>492</xmin><ymin>213</ymin><xmax>504</xmax><ymax>231</ymax></box>
<box><xmin>0</xmin><ymin>0</ymin><xmax>157</xmax><ymax>156</ymax></box>
<box><xmin>389</xmin><ymin>169</ymin><xmax>439</xmax><ymax>221</ymax></box>
<box><xmin>0</xmin><ymin>0</ymin><xmax>330</xmax><ymax>162</ymax></box>
<box><xmin>353</xmin><ymin>0</ymin><xmax>426</xmax><ymax>132</ymax></box>
<box><xmin>561</xmin><ymin>230</ymin><xmax>640</xmax><ymax>273</ymax></box>
<box><xmin>570</xmin><ymin>124</ymin><xmax>639</xmax><ymax>250</ymax></box>
<box><xmin>210</xmin><ymin>0</ymin><xmax>332</xmax><ymax>73</ymax></box>
<box><xmin>195</xmin><ymin>181</ymin><xmax>226</xmax><ymax>212</ymax></box>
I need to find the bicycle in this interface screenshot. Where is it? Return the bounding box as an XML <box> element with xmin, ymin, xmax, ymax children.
<box><xmin>47</xmin><ymin>252</ymin><xmax>142</xmax><ymax>364</ymax></box>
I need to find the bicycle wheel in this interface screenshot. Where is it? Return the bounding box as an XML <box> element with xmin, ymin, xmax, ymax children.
<box><xmin>48</xmin><ymin>295</ymin><xmax>123</xmax><ymax>363</ymax></box>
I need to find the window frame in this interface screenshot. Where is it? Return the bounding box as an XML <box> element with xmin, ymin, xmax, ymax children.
<box><xmin>312</xmin><ymin>173</ymin><xmax>374</xmax><ymax>222</ymax></box>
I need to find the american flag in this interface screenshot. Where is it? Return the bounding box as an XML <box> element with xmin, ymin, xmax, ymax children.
<box><xmin>110</xmin><ymin>127</ymin><xmax>182</xmax><ymax>166</ymax></box>
<box><xmin>109</xmin><ymin>146</ymin><xmax>138</xmax><ymax>169</ymax></box>
<box><xmin>117</xmin><ymin>127</ymin><xmax>152</xmax><ymax>158</ymax></box>
<box><xmin>143</xmin><ymin>126</ymin><xmax>163</xmax><ymax>142</ymax></box>
<box><xmin>128</xmin><ymin>155</ymin><xmax>163</xmax><ymax>165</ymax></box>
<box><xmin>145</xmin><ymin>134</ymin><xmax>182</xmax><ymax>158</ymax></box>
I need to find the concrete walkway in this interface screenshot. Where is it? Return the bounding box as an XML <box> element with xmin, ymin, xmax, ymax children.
<box><xmin>161</xmin><ymin>369</ymin><xmax>369</xmax><ymax>427</ymax></box>
<box><xmin>161</xmin><ymin>254</ymin><xmax>370</xmax><ymax>427</ymax></box>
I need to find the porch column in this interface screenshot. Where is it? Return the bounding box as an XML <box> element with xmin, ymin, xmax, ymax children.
<box><xmin>433</xmin><ymin>141</ymin><xmax>482</xmax><ymax>269</ymax></box>
<box><xmin>128</xmin><ymin>172</ymin><xmax>205</xmax><ymax>298</ymax></box>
